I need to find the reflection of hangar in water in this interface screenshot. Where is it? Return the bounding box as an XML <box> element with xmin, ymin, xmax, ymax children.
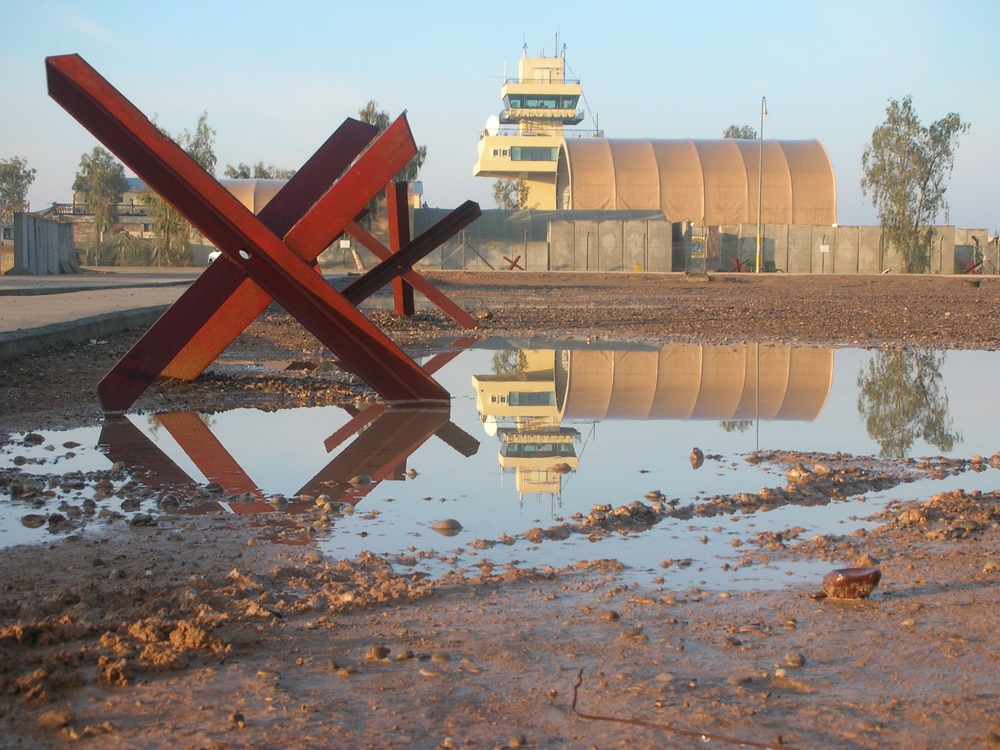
<box><xmin>557</xmin><ymin>344</ymin><xmax>833</xmax><ymax>420</ymax></box>
<box><xmin>472</xmin><ymin>341</ymin><xmax>834</xmax><ymax>503</ymax></box>
<box><xmin>474</xmin><ymin>342</ymin><xmax>834</xmax><ymax>423</ymax></box>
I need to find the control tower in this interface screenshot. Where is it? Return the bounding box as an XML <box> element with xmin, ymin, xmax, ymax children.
<box><xmin>473</xmin><ymin>43</ymin><xmax>593</xmax><ymax>210</ymax></box>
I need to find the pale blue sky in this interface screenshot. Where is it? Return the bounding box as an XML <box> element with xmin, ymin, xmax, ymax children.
<box><xmin>3</xmin><ymin>0</ymin><xmax>998</xmax><ymax>230</ymax></box>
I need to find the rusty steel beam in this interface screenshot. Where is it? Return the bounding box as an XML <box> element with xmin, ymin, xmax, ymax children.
<box><xmin>346</xmin><ymin>220</ymin><xmax>480</xmax><ymax>329</ymax></box>
<box><xmin>153</xmin><ymin>118</ymin><xmax>413</xmax><ymax>383</ymax></box>
<box><xmin>340</xmin><ymin>200</ymin><xmax>481</xmax><ymax>304</ymax></box>
<box><xmin>158</xmin><ymin>117</ymin><xmax>380</xmax><ymax>380</ymax></box>
<box><xmin>105</xmin><ymin>116</ymin><xmax>407</xmax><ymax>394</ymax></box>
<box><xmin>45</xmin><ymin>54</ymin><xmax>448</xmax><ymax>410</ymax></box>
<box><xmin>387</xmin><ymin>182</ymin><xmax>416</xmax><ymax>315</ymax></box>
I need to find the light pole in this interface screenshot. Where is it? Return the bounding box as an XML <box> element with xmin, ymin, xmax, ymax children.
<box><xmin>755</xmin><ymin>96</ymin><xmax>767</xmax><ymax>273</ymax></box>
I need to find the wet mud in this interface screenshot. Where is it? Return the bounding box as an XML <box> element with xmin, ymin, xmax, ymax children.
<box><xmin>1</xmin><ymin>273</ymin><xmax>999</xmax><ymax>748</ymax></box>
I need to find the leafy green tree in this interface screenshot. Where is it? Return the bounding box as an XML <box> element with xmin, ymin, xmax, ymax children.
<box><xmin>0</xmin><ymin>156</ymin><xmax>36</xmax><ymax>225</ymax></box>
<box><xmin>492</xmin><ymin>178</ymin><xmax>531</xmax><ymax>210</ymax></box>
<box><xmin>861</xmin><ymin>96</ymin><xmax>969</xmax><ymax>273</ymax></box>
<box><xmin>139</xmin><ymin>112</ymin><xmax>216</xmax><ymax>265</ymax></box>
<box><xmin>856</xmin><ymin>348</ymin><xmax>960</xmax><ymax>458</ymax></box>
<box><xmin>182</xmin><ymin>112</ymin><xmax>217</xmax><ymax>177</ymax></box>
<box><xmin>224</xmin><ymin>162</ymin><xmax>296</xmax><ymax>179</ymax></box>
<box><xmin>719</xmin><ymin>419</ymin><xmax>753</xmax><ymax>433</ymax></box>
<box><xmin>357</xmin><ymin>101</ymin><xmax>427</xmax><ymax>222</ymax></box>
<box><xmin>723</xmin><ymin>125</ymin><xmax>756</xmax><ymax>139</ymax></box>
<box><xmin>73</xmin><ymin>147</ymin><xmax>128</xmax><ymax>243</ymax></box>
<box><xmin>491</xmin><ymin>349</ymin><xmax>528</xmax><ymax>377</ymax></box>
<box><xmin>358</xmin><ymin>101</ymin><xmax>427</xmax><ymax>183</ymax></box>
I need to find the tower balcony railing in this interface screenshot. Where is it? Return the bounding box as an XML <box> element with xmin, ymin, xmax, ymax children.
<box><xmin>501</xmin><ymin>108</ymin><xmax>584</xmax><ymax>124</ymax></box>
<box><xmin>480</xmin><ymin>125</ymin><xmax>604</xmax><ymax>139</ymax></box>
<box><xmin>503</xmin><ymin>76</ymin><xmax>580</xmax><ymax>85</ymax></box>
<box><xmin>47</xmin><ymin>202</ymin><xmax>150</xmax><ymax>217</ymax></box>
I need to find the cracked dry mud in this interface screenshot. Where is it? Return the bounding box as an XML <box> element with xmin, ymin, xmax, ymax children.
<box><xmin>1</xmin><ymin>272</ymin><xmax>999</xmax><ymax>749</ymax></box>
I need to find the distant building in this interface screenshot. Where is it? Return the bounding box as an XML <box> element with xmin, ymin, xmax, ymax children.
<box><xmin>39</xmin><ymin>176</ymin><xmax>154</xmax><ymax>247</ymax></box>
<box><xmin>474</xmin><ymin>45</ymin><xmax>837</xmax><ymax>226</ymax></box>
<box><xmin>473</xmin><ymin>44</ymin><xmax>592</xmax><ymax>210</ymax></box>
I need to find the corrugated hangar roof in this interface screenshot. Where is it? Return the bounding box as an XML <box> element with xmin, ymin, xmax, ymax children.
<box><xmin>557</xmin><ymin>139</ymin><xmax>836</xmax><ymax>226</ymax></box>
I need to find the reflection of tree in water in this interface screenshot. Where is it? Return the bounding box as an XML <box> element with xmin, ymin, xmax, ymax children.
<box><xmin>856</xmin><ymin>349</ymin><xmax>960</xmax><ymax>457</ymax></box>
<box><xmin>491</xmin><ymin>349</ymin><xmax>528</xmax><ymax>378</ymax></box>
<box><xmin>719</xmin><ymin>420</ymin><xmax>753</xmax><ymax>433</ymax></box>
<box><xmin>146</xmin><ymin>412</ymin><xmax>215</xmax><ymax>437</ymax></box>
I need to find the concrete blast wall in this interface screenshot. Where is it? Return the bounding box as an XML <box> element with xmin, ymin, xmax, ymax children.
<box><xmin>546</xmin><ymin>220</ymin><xmax>672</xmax><ymax>272</ymax></box>
<box><xmin>8</xmin><ymin>214</ymin><xmax>80</xmax><ymax>276</ymax></box>
<box><xmin>688</xmin><ymin>224</ymin><xmax>986</xmax><ymax>275</ymax></box>
<box><xmin>317</xmin><ymin>211</ymin><xmax>986</xmax><ymax>275</ymax></box>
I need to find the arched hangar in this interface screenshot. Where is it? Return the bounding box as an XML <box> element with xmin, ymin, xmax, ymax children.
<box><xmin>556</xmin><ymin>138</ymin><xmax>836</xmax><ymax>226</ymax></box>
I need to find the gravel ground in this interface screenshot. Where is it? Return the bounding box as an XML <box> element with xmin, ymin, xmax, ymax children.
<box><xmin>1</xmin><ymin>271</ymin><xmax>999</xmax><ymax>749</ymax></box>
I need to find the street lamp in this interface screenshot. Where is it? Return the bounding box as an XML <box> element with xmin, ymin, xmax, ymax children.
<box><xmin>755</xmin><ymin>96</ymin><xmax>768</xmax><ymax>273</ymax></box>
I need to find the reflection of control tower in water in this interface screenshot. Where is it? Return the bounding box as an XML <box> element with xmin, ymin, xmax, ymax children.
<box><xmin>472</xmin><ymin>342</ymin><xmax>834</xmax><ymax>503</ymax></box>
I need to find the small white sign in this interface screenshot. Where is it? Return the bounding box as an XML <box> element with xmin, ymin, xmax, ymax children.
<box><xmin>820</xmin><ymin>244</ymin><xmax>830</xmax><ymax>254</ymax></box>
<box><xmin>339</xmin><ymin>239</ymin><xmax>351</xmax><ymax>249</ymax></box>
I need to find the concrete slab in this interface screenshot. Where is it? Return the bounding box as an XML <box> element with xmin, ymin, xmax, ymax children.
<box><xmin>0</xmin><ymin>267</ymin><xmax>409</xmax><ymax>361</ymax></box>
<box><xmin>0</xmin><ymin>268</ymin><xmax>197</xmax><ymax>357</ymax></box>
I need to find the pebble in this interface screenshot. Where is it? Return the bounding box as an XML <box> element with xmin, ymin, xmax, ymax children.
<box><xmin>782</xmin><ymin>652</ymin><xmax>806</xmax><ymax>668</ymax></box>
<box><xmin>349</xmin><ymin>474</ymin><xmax>373</xmax><ymax>488</ymax></box>
<box><xmin>431</xmin><ymin>519</ymin><xmax>463</xmax><ymax>535</ymax></box>
<box><xmin>20</xmin><ymin>514</ymin><xmax>47</xmax><ymax>529</ymax></box>
<box><xmin>822</xmin><ymin>567</ymin><xmax>881</xmax><ymax>599</ymax></box>
<box><xmin>365</xmin><ymin>645</ymin><xmax>391</xmax><ymax>661</ymax></box>
<box><xmin>38</xmin><ymin>709</ymin><xmax>73</xmax><ymax>729</ymax></box>
<box><xmin>159</xmin><ymin>493</ymin><xmax>180</xmax><ymax>509</ymax></box>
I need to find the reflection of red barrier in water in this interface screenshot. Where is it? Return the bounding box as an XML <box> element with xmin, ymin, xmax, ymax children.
<box><xmin>298</xmin><ymin>406</ymin><xmax>454</xmax><ymax>505</ymax></box>
<box><xmin>45</xmin><ymin>54</ymin><xmax>480</xmax><ymax>414</ymax></box>
<box><xmin>155</xmin><ymin>412</ymin><xmax>270</xmax><ymax>512</ymax></box>
<box><xmin>96</xmin><ymin>346</ymin><xmax>479</xmax><ymax>521</ymax></box>
<box><xmin>99</xmin><ymin>416</ymin><xmax>193</xmax><ymax>489</ymax></box>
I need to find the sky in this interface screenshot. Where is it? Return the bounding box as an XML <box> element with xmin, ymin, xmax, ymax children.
<box><xmin>3</xmin><ymin>0</ymin><xmax>999</xmax><ymax>232</ymax></box>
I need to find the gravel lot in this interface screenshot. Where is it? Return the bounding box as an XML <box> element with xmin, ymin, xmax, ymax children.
<box><xmin>1</xmin><ymin>272</ymin><xmax>999</xmax><ymax>749</ymax></box>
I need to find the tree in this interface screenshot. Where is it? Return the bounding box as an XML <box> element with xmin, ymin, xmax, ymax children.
<box><xmin>181</xmin><ymin>112</ymin><xmax>217</xmax><ymax>177</ymax></box>
<box><xmin>861</xmin><ymin>96</ymin><xmax>969</xmax><ymax>273</ymax></box>
<box><xmin>723</xmin><ymin>125</ymin><xmax>756</xmax><ymax>139</ymax></box>
<box><xmin>224</xmin><ymin>162</ymin><xmax>296</xmax><ymax>179</ymax></box>
<box><xmin>359</xmin><ymin>101</ymin><xmax>428</xmax><ymax>181</ymax></box>
<box><xmin>0</xmin><ymin>156</ymin><xmax>36</xmax><ymax>225</ymax></box>
<box><xmin>856</xmin><ymin>348</ymin><xmax>960</xmax><ymax>458</ymax></box>
<box><xmin>492</xmin><ymin>178</ymin><xmax>531</xmax><ymax>210</ymax></box>
<box><xmin>139</xmin><ymin>112</ymin><xmax>216</xmax><ymax>265</ymax></box>
<box><xmin>73</xmin><ymin>147</ymin><xmax>128</xmax><ymax>243</ymax></box>
<box><xmin>358</xmin><ymin>101</ymin><xmax>427</xmax><ymax>220</ymax></box>
<box><xmin>491</xmin><ymin>349</ymin><xmax>528</xmax><ymax>377</ymax></box>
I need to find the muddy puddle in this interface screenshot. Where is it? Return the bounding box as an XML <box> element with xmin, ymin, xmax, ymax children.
<box><xmin>3</xmin><ymin>339</ymin><xmax>999</xmax><ymax>591</ymax></box>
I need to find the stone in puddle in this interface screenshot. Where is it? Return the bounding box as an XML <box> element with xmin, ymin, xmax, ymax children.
<box><xmin>431</xmin><ymin>519</ymin><xmax>463</xmax><ymax>536</ymax></box>
<box><xmin>822</xmin><ymin>567</ymin><xmax>881</xmax><ymax>599</ymax></box>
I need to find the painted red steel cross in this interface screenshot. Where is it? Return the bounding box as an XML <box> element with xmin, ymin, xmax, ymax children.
<box><xmin>45</xmin><ymin>54</ymin><xmax>481</xmax><ymax>413</ymax></box>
